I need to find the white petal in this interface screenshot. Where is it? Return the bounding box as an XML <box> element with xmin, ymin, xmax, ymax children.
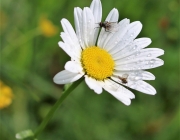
<box><xmin>58</xmin><ymin>41</ymin><xmax>73</xmax><ymax>58</ymax></box>
<box><xmin>104</xmin><ymin>79</ymin><xmax>135</xmax><ymax>99</ymax></box>
<box><xmin>90</xmin><ymin>0</ymin><xmax>102</xmax><ymax>46</ymax></box>
<box><xmin>90</xmin><ymin>0</ymin><xmax>102</xmax><ymax>22</ymax></box>
<box><xmin>104</xmin><ymin>18</ymin><xmax>130</xmax><ymax>51</ymax></box>
<box><xmin>113</xmin><ymin>70</ymin><xmax>155</xmax><ymax>81</ymax></box>
<box><xmin>133</xmin><ymin>38</ymin><xmax>152</xmax><ymax>48</ymax></box>
<box><xmin>128</xmin><ymin>80</ymin><xmax>156</xmax><ymax>95</ymax></box>
<box><xmin>53</xmin><ymin>70</ymin><xmax>83</xmax><ymax>84</ymax></box>
<box><xmin>112</xmin><ymin>38</ymin><xmax>152</xmax><ymax>60</ymax></box>
<box><xmin>115</xmin><ymin>58</ymin><xmax>164</xmax><ymax>71</ymax></box>
<box><xmin>82</xmin><ymin>7</ymin><xmax>95</xmax><ymax>47</ymax></box>
<box><xmin>123</xmin><ymin>21</ymin><xmax>142</xmax><ymax>42</ymax></box>
<box><xmin>65</xmin><ymin>61</ymin><xmax>83</xmax><ymax>73</ymax></box>
<box><xmin>104</xmin><ymin>86</ymin><xmax>131</xmax><ymax>105</ymax></box>
<box><xmin>103</xmin><ymin>79</ymin><xmax>135</xmax><ymax>106</ymax></box>
<box><xmin>111</xmin><ymin>75</ymin><xmax>156</xmax><ymax>95</ymax></box>
<box><xmin>110</xmin><ymin>21</ymin><xmax>142</xmax><ymax>55</ymax></box>
<box><xmin>58</xmin><ymin>41</ymin><xmax>80</xmax><ymax>62</ymax></box>
<box><xmin>105</xmin><ymin>8</ymin><xmax>119</xmax><ymax>22</ymax></box>
<box><xmin>138</xmin><ymin>48</ymin><xmax>164</xmax><ymax>58</ymax></box>
<box><xmin>114</xmin><ymin>48</ymin><xmax>164</xmax><ymax>62</ymax></box>
<box><xmin>141</xmin><ymin>71</ymin><xmax>155</xmax><ymax>80</ymax></box>
<box><xmin>60</xmin><ymin>33</ymin><xmax>81</xmax><ymax>59</ymax></box>
<box><xmin>98</xmin><ymin>8</ymin><xmax>119</xmax><ymax>48</ymax></box>
<box><xmin>74</xmin><ymin>7</ymin><xmax>85</xmax><ymax>48</ymax></box>
<box><xmin>115</xmin><ymin>51</ymin><xmax>163</xmax><ymax>65</ymax></box>
<box><xmin>85</xmin><ymin>76</ymin><xmax>103</xmax><ymax>94</ymax></box>
<box><xmin>61</xmin><ymin>19</ymin><xmax>81</xmax><ymax>51</ymax></box>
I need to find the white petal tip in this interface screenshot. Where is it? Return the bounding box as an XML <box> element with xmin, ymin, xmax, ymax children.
<box><xmin>150</xmin><ymin>91</ymin><xmax>157</xmax><ymax>95</ymax></box>
<box><xmin>94</xmin><ymin>90</ymin><xmax>102</xmax><ymax>94</ymax></box>
<box><xmin>113</xmin><ymin>8</ymin><xmax>118</xmax><ymax>11</ymax></box>
<box><xmin>122</xmin><ymin>100</ymin><xmax>131</xmax><ymax>106</ymax></box>
<box><xmin>148</xmin><ymin>38</ymin><xmax>152</xmax><ymax>44</ymax></box>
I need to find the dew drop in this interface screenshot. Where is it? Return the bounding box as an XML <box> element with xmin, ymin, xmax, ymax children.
<box><xmin>138</xmin><ymin>67</ymin><xmax>141</xmax><ymax>70</ymax></box>
<box><xmin>134</xmin><ymin>76</ymin><xmax>142</xmax><ymax>81</ymax></box>
<box><xmin>134</xmin><ymin>72</ymin><xmax>138</xmax><ymax>76</ymax></box>
<box><xmin>130</xmin><ymin>33</ymin><xmax>134</xmax><ymax>37</ymax></box>
<box><xmin>132</xmin><ymin>45</ymin><xmax>137</xmax><ymax>50</ymax></box>
<box><xmin>147</xmin><ymin>53</ymin><xmax>151</xmax><ymax>57</ymax></box>
<box><xmin>150</xmin><ymin>59</ymin><xmax>155</xmax><ymax>64</ymax></box>
<box><xmin>135</xmin><ymin>51</ymin><xmax>141</xmax><ymax>56</ymax></box>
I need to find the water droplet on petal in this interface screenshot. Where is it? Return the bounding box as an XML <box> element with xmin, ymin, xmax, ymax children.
<box><xmin>130</xmin><ymin>33</ymin><xmax>134</xmax><ymax>37</ymax></box>
<box><xmin>134</xmin><ymin>76</ymin><xmax>142</xmax><ymax>80</ymax></box>
<box><xmin>135</xmin><ymin>51</ymin><xmax>141</xmax><ymax>56</ymax></box>
<box><xmin>150</xmin><ymin>59</ymin><xmax>155</xmax><ymax>64</ymax></box>
<box><xmin>138</xmin><ymin>66</ymin><xmax>142</xmax><ymax>70</ymax></box>
<box><xmin>147</xmin><ymin>53</ymin><xmax>151</xmax><ymax>57</ymax></box>
<box><xmin>132</xmin><ymin>45</ymin><xmax>137</xmax><ymax>50</ymax></box>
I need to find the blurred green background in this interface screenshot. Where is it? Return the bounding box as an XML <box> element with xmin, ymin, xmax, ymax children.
<box><xmin>0</xmin><ymin>0</ymin><xmax>179</xmax><ymax>140</ymax></box>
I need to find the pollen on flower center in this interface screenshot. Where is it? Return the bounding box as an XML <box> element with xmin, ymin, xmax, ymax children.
<box><xmin>81</xmin><ymin>46</ymin><xmax>115</xmax><ymax>80</ymax></box>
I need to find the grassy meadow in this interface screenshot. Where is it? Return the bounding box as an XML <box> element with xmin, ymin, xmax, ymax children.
<box><xmin>0</xmin><ymin>0</ymin><xmax>179</xmax><ymax>140</ymax></box>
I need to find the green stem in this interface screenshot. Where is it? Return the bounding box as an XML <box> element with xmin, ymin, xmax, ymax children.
<box><xmin>33</xmin><ymin>78</ymin><xmax>83</xmax><ymax>139</ymax></box>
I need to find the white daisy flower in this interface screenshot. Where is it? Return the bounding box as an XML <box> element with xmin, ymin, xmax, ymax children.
<box><xmin>53</xmin><ymin>0</ymin><xmax>164</xmax><ymax>105</ymax></box>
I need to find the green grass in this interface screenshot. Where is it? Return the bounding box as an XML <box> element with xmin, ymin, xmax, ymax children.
<box><xmin>0</xmin><ymin>0</ymin><xmax>179</xmax><ymax>139</ymax></box>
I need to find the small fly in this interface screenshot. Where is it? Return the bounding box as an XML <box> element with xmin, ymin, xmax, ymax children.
<box><xmin>118</xmin><ymin>74</ymin><xmax>128</xmax><ymax>84</ymax></box>
<box><xmin>96</xmin><ymin>21</ymin><xmax>118</xmax><ymax>32</ymax></box>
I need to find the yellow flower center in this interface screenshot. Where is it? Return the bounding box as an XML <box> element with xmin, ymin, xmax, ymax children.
<box><xmin>81</xmin><ymin>46</ymin><xmax>115</xmax><ymax>80</ymax></box>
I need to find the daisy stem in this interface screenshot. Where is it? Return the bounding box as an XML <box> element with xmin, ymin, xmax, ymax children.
<box><xmin>33</xmin><ymin>78</ymin><xmax>83</xmax><ymax>139</ymax></box>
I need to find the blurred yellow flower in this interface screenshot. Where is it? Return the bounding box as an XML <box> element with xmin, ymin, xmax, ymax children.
<box><xmin>0</xmin><ymin>11</ymin><xmax>8</xmax><ymax>33</ymax></box>
<box><xmin>0</xmin><ymin>81</ymin><xmax>13</xmax><ymax>109</ymax></box>
<box><xmin>39</xmin><ymin>16</ymin><xmax>58</xmax><ymax>37</ymax></box>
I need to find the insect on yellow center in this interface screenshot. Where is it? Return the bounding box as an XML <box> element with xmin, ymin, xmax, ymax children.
<box><xmin>81</xmin><ymin>46</ymin><xmax>115</xmax><ymax>80</ymax></box>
